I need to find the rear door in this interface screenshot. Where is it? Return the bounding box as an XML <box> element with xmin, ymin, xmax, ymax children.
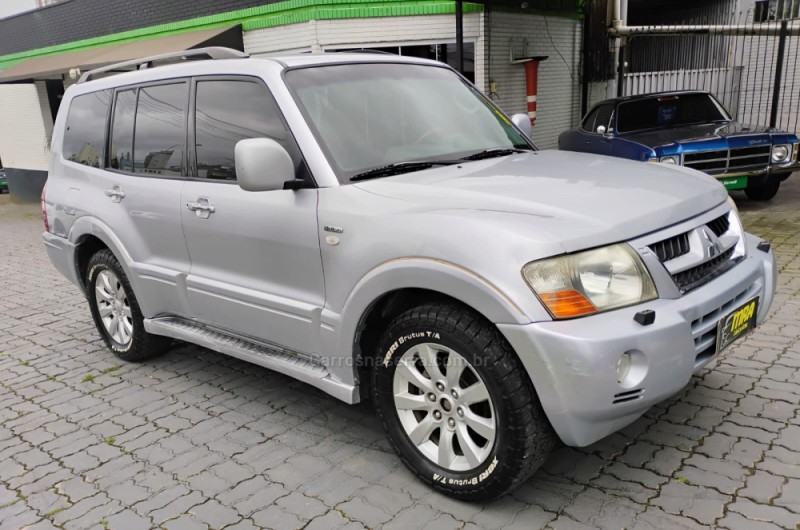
<box><xmin>89</xmin><ymin>81</ymin><xmax>191</xmax><ymax>318</ymax></box>
<box><xmin>179</xmin><ymin>77</ymin><xmax>324</xmax><ymax>355</ymax></box>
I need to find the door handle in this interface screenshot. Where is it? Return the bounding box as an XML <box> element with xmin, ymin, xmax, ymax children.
<box><xmin>104</xmin><ymin>186</ymin><xmax>126</xmax><ymax>203</ymax></box>
<box><xmin>186</xmin><ymin>197</ymin><xmax>216</xmax><ymax>219</ymax></box>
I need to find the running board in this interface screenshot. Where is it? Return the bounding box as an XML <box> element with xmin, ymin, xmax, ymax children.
<box><xmin>144</xmin><ymin>317</ymin><xmax>357</xmax><ymax>403</ymax></box>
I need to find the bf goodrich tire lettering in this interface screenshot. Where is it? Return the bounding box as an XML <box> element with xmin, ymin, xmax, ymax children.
<box><xmin>373</xmin><ymin>304</ymin><xmax>557</xmax><ymax>500</ymax></box>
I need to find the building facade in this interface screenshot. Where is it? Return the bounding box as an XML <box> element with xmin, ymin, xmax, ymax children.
<box><xmin>0</xmin><ymin>0</ymin><xmax>585</xmax><ymax>200</ymax></box>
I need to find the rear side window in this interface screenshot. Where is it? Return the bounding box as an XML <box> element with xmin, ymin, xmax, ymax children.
<box><xmin>194</xmin><ymin>80</ymin><xmax>289</xmax><ymax>180</ymax></box>
<box><xmin>110</xmin><ymin>89</ymin><xmax>136</xmax><ymax>171</ymax></box>
<box><xmin>63</xmin><ymin>90</ymin><xmax>111</xmax><ymax>167</ymax></box>
<box><xmin>134</xmin><ymin>83</ymin><xmax>187</xmax><ymax>176</ymax></box>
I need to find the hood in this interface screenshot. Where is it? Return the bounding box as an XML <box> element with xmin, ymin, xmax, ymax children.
<box><xmin>620</xmin><ymin>121</ymin><xmax>774</xmax><ymax>148</ymax></box>
<box><xmin>353</xmin><ymin>150</ymin><xmax>727</xmax><ymax>252</ymax></box>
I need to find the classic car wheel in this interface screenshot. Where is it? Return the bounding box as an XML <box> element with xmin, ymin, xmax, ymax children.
<box><xmin>745</xmin><ymin>181</ymin><xmax>780</xmax><ymax>201</ymax></box>
<box><xmin>86</xmin><ymin>249</ymin><xmax>171</xmax><ymax>361</ymax></box>
<box><xmin>373</xmin><ymin>303</ymin><xmax>557</xmax><ymax>500</ymax></box>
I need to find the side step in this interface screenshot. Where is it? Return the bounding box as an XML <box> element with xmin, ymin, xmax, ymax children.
<box><xmin>144</xmin><ymin>317</ymin><xmax>358</xmax><ymax>403</ymax></box>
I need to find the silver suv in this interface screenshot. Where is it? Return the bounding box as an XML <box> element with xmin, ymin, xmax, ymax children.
<box><xmin>43</xmin><ymin>48</ymin><xmax>776</xmax><ymax>500</ymax></box>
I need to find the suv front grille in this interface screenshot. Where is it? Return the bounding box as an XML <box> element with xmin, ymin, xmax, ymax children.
<box><xmin>683</xmin><ymin>145</ymin><xmax>771</xmax><ymax>175</ymax></box>
<box><xmin>706</xmin><ymin>214</ymin><xmax>730</xmax><ymax>236</ymax></box>
<box><xmin>672</xmin><ymin>247</ymin><xmax>736</xmax><ymax>293</ymax></box>
<box><xmin>648</xmin><ymin>232</ymin><xmax>690</xmax><ymax>262</ymax></box>
<box><xmin>644</xmin><ymin>210</ymin><xmax>744</xmax><ymax>294</ymax></box>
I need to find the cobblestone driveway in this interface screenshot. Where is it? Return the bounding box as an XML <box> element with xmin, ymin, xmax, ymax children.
<box><xmin>1</xmin><ymin>179</ymin><xmax>799</xmax><ymax>530</ymax></box>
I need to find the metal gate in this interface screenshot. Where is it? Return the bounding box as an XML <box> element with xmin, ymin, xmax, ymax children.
<box><xmin>618</xmin><ymin>16</ymin><xmax>800</xmax><ymax>133</ymax></box>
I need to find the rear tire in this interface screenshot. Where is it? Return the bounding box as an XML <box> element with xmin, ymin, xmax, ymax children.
<box><xmin>745</xmin><ymin>181</ymin><xmax>780</xmax><ymax>201</ymax></box>
<box><xmin>86</xmin><ymin>249</ymin><xmax>171</xmax><ymax>362</ymax></box>
<box><xmin>372</xmin><ymin>304</ymin><xmax>556</xmax><ymax>501</ymax></box>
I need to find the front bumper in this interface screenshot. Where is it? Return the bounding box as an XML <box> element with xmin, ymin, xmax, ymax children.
<box><xmin>498</xmin><ymin>232</ymin><xmax>776</xmax><ymax>447</ymax></box>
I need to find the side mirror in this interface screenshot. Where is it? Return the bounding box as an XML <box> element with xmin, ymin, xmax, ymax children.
<box><xmin>511</xmin><ymin>113</ymin><xmax>532</xmax><ymax>139</ymax></box>
<box><xmin>596</xmin><ymin>125</ymin><xmax>607</xmax><ymax>135</ymax></box>
<box><xmin>235</xmin><ymin>138</ymin><xmax>294</xmax><ymax>192</ymax></box>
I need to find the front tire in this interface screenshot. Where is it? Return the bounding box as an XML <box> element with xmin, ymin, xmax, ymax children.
<box><xmin>373</xmin><ymin>304</ymin><xmax>556</xmax><ymax>500</ymax></box>
<box><xmin>745</xmin><ymin>181</ymin><xmax>780</xmax><ymax>201</ymax></box>
<box><xmin>86</xmin><ymin>249</ymin><xmax>171</xmax><ymax>362</ymax></box>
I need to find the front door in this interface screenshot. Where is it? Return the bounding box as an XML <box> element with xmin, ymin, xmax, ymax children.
<box><xmin>180</xmin><ymin>77</ymin><xmax>325</xmax><ymax>355</ymax></box>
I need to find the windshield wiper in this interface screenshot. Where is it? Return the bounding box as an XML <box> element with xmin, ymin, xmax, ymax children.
<box><xmin>350</xmin><ymin>160</ymin><xmax>460</xmax><ymax>182</ymax></box>
<box><xmin>460</xmin><ymin>147</ymin><xmax>530</xmax><ymax>161</ymax></box>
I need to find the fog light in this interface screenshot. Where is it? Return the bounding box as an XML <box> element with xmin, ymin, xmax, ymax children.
<box><xmin>617</xmin><ymin>353</ymin><xmax>632</xmax><ymax>383</ymax></box>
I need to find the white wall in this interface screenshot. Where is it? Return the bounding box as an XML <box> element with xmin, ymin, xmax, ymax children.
<box><xmin>0</xmin><ymin>82</ymin><xmax>53</xmax><ymax>170</ymax></box>
<box><xmin>484</xmin><ymin>11</ymin><xmax>583</xmax><ymax>149</ymax></box>
<box><xmin>244</xmin><ymin>13</ymin><xmax>485</xmax><ymax>92</ymax></box>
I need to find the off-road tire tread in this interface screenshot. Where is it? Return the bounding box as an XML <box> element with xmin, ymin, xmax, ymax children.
<box><xmin>373</xmin><ymin>303</ymin><xmax>557</xmax><ymax>500</ymax></box>
<box><xmin>86</xmin><ymin>249</ymin><xmax>171</xmax><ymax>362</ymax></box>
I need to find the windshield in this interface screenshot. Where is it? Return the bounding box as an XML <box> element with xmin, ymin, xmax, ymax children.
<box><xmin>285</xmin><ymin>63</ymin><xmax>532</xmax><ymax>182</ymax></box>
<box><xmin>616</xmin><ymin>93</ymin><xmax>731</xmax><ymax>134</ymax></box>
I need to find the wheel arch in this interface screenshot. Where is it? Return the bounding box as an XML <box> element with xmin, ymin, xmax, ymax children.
<box><xmin>68</xmin><ymin>216</ymin><xmax>141</xmax><ymax>301</ymax></box>
<box><xmin>337</xmin><ymin>258</ymin><xmax>534</xmax><ymax>399</ymax></box>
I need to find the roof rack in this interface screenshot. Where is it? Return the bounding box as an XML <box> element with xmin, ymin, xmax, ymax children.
<box><xmin>78</xmin><ymin>47</ymin><xmax>248</xmax><ymax>84</ymax></box>
<box><xmin>338</xmin><ymin>49</ymin><xmax>397</xmax><ymax>55</ymax></box>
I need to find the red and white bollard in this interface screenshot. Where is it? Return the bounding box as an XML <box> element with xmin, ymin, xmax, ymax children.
<box><xmin>511</xmin><ymin>55</ymin><xmax>548</xmax><ymax>127</ymax></box>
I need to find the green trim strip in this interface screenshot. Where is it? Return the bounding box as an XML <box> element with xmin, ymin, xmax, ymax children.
<box><xmin>0</xmin><ymin>0</ymin><xmax>581</xmax><ymax>70</ymax></box>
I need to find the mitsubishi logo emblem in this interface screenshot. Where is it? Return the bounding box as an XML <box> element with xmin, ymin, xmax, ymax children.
<box><xmin>699</xmin><ymin>227</ymin><xmax>723</xmax><ymax>259</ymax></box>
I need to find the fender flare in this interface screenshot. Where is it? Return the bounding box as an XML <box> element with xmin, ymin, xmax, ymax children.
<box><xmin>68</xmin><ymin>216</ymin><xmax>147</xmax><ymax>308</ymax></box>
<box><xmin>333</xmin><ymin>257</ymin><xmax>534</xmax><ymax>366</ymax></box>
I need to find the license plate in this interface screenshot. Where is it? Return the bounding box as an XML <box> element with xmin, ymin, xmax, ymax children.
<box><xmin>717</xmin><ymin>297</ymin><xmax>759</xmax><ymax>352</ymax></box>
<box><xmin>719</xmin><ymin>176</ymin><xmax>748</xmax><ymax>190</ymax></box>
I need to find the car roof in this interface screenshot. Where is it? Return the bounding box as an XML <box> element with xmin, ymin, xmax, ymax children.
<box><xmin>598</xmin><ymin>90</ymin><xmax>712</xmax><ymax>106</ymax></box>
<box><xmin>66</xmin><ymin>51</ymin><xmax>447</xmax><ymax>96</ymax></box>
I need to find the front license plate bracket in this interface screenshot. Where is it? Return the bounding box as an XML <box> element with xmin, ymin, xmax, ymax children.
<box><xmin>716</xmin><ymin>297</ymin><xmax>759</xmax><ymax>353</ymax></box>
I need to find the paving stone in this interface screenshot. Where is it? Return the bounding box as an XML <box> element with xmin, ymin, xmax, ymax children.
<box><xmin>650</xmin><ymin>481</ymin><xmax>731</xmax><ymax>525</ymax></box>
<box><xmin>716</xmin><ymin>512</ymin><xmax>787</xmax><ymax>530</ymax></box>
<box><xmin>727</xmin><ymin>498</ymin><xmax>800</xmax><ymax>529</ymax></box>
<box><xmin>251</xmin><ymin>505</ymin><xmax>304</xmax><ymax>530</ymax></box>
<box><xmin>104</xmin><ymin>509</ymin><xmax>153</xmax><ymax>530</ymax></box>
<box><xmin>189</xmin><ymin>499</ymin><xmax>241</xmax><ymax>528</ymax></box>
<box><xmin>738</xmin><ymin>470</ymin><xmax>784</xmax><ymax>503</ymax></box>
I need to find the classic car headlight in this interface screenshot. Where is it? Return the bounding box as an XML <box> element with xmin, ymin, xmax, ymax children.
<box><xmin>772</xmin><ymin>144</ymin><xmax>790</xmax><ymax>163</ymax></box>
<box><xmin>659</xmin><ymin>156</ymin><xmax>680</xmax><ymax>165</ymax></box>
<box><xmin>522</xmin><ymin>244</ymin><xmax>658</xmax><ymax>319</ymax></box>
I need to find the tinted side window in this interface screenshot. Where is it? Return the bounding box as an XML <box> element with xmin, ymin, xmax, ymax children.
<box><xmin>195</xmin><ymin>80</ymin><xmax>289</xmax><ymax>180</ymax></box>
<box><xmin>581</xmin><ymin>108</ymin><xmax>599</xmax><ymax>132</ymax></box>
<box><xmin>110</xmin><ymin>89</ymin><xmax>135</xmax><ymax>171</ymax></box>
<box><xmin>63</xmin><ymin>90</ymin><xmax>111</xmax><ymax>167</ymax></box>
<box><xmin>595</xmin><ymin>105</ymin><xmax>614</xmax><ymax>132</ymax></box>
<box><xmin>134</xmin><ymin>83</ymin><xmax>187</xmax><ymax>176</ymax></box>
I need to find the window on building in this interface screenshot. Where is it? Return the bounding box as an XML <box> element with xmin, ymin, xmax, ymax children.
<box><xmin>755</xmin><ymin>0</ymin><xmax>800</xmax><ymax>21</ymax></box>
<box><xmin>327</xmin><ymin>42</ymin><xmax>476</xmax><ymax>83</ymax></box>
<box><xmin>134</xmin><ymin>83</ymin><xmax>187</xmax><ymax>176</ymax></box>
<box><xmin>63</xmin><ymin>90</ymin><xmax>111</xmax><ymax>167</ymax></box>
<box><xmin>109</xmin><ymin>89</ymin><xmax>136</xmax><ymax>171</ymax></box>
<box><xmin>194</xmin><ymin>80</ymin><xmax>290</xmax><ymax>180</ymax></box>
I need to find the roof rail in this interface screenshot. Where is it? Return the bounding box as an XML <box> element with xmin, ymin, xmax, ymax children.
<box><xmin>78</xmin><ymin>46</ymin><xmax>248</xmax><ymax>84</ymax></box>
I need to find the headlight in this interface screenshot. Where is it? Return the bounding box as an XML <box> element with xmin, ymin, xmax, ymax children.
<box><xmin>522</xmin><ymin>244</ymin><xmax>658</xmax><ymax>319</ymax></box>
<box><xmin>772</xmin><ymin>144</ymin><xmax>789</xmax><ymax>163</ymax></box>
<box><xmin>659</xmin><ymin>156</ymin><xmax>680</xmax><ymax>165</ymax></box>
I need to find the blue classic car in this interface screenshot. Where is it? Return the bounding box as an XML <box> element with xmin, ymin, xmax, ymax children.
<box><xmin>558</xmin><ymin>91</ymin><xmax>799</xmax><ymax>200</ymax></box>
